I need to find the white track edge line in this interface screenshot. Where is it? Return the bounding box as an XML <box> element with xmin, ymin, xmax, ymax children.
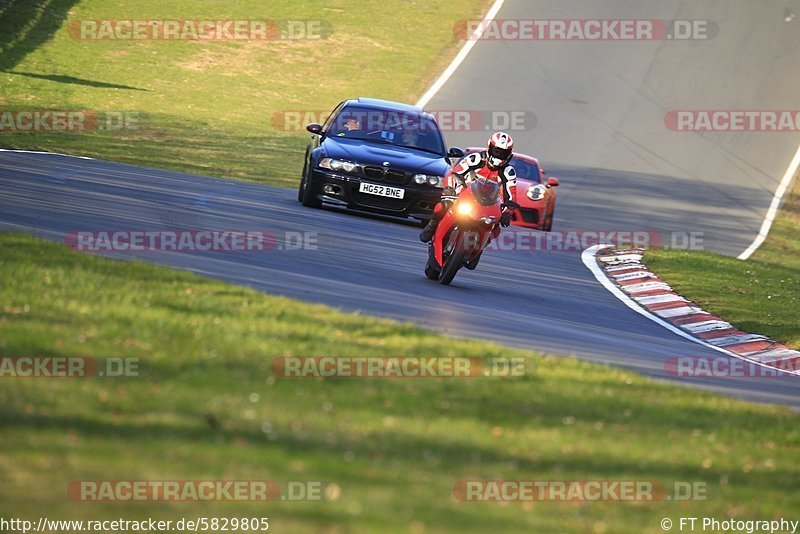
<box><xmin>738</xmin><ymin>143</ymin><xmax>800</xmax><ymax>260</ymax></box>
<box><xmin>415</xmin><ymin>0</ymin><xmax>506</xmax><ymax>109</ymax></box>
<box><xmin>582</xmin><ymin>244</ymin><xmax>799</xmax><ymax>377</ymax></box>
<box><xmin>0</xmin><ymin>148</ymin><xmax>93</xmax><ymax>159</ymax></box>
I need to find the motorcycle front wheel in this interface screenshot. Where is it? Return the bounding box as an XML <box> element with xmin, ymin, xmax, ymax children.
<box><xmin>438</xmin><ymin>247</ymin><xmax>466</xmax><ymax>285</ymax></box>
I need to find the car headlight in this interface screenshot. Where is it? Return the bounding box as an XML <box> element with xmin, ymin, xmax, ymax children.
<box><xmin>413</xmin><ymin>174</ymin><xmax>444</xmax><ymax>187</ymax></box>
<box><xmin>319</xmin><ymin>158</ymin><xmax>356</xmax><ymax>173</ymax></box>
<box><xmin>456</xmin><ymin>202</ymin><xmax>474</xmax><ymax>217</ymax></box>
<box><xmin>526</xmin><ymin>185</ymin><xmax>546</xmax><ymax>201</ymax></box>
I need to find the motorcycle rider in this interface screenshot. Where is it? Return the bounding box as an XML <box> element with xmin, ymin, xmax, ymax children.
<box><xmin>419</xmin><ymin>131</ymin><xmax>518</xmax><ymax>242</ymax></box>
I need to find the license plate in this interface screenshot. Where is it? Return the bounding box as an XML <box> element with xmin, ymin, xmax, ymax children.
<box><xmin>359</xmin><ymin>182</ymin><xmax>405</xmax><ymax>199</ymax></box>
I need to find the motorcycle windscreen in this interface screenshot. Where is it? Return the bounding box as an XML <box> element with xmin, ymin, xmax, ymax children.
<box><xmin>470</xmin><ymin>180</ymin><xmax>501</xmax><ymax>206</ymax></box>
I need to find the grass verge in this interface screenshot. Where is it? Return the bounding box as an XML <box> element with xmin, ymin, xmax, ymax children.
<box><xmin>1</xmin><ymin>231</ymin><xmax>798</xmax><ymax>533</ymax></box>
<box><xmin>0</xmin><ymin>0</ymin><xmax>486</xmax><ymax>188</ymax></box>
<box><xmin>646</xmin><ymin>178</ymin><xmax>800</xmax><ymax>350</ymax></box>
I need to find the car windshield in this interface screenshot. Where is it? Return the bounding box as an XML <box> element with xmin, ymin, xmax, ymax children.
<box><xmin>509</xmin><ymin>157</ymin><xmax>541</xmax><ymax>183</ymax></box>
<box><xmin>326</xmin><ymin>105</ymin><xmax>446</xmax><ymax>155</ymax></box>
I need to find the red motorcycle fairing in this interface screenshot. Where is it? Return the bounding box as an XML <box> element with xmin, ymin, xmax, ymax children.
<box><xmin>447</xmin><ymin>151</ymin><xmax>517</xmax><ymax>204</ymax></box>
<box><xmin>431</xmin><ymin>180</ymin><xmax>502</xmax><ymax>269</ymax></box>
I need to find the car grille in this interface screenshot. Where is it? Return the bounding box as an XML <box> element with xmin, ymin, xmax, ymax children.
<box><xmin>362</xmin><ymin>166</ymin><xmax>408</xmax><ymax>185</ymax></box>
<box><xmin>385</xmin><ymin>169</ymin><xmax>406</xmax><ymax>183</ymax></box>
<box><xmin>518</xmin><ymin>209</ymin><xmax>539</xmax><ymax>224</ymax></box>
<box><xmin>363</xmin><ymin>166</ymin><xmax>384</xmax><ymax>180</ymax></box>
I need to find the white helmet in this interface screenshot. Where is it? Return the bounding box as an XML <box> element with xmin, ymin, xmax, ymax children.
<box><xmin>486</xmin><ymin>131</ymin><xmax>514</xmax><ymax>169</ymax></box>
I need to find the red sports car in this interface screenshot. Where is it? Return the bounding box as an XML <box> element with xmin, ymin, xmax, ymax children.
<box><xmin>448</xmin><ymin>148</ymin><xmax>560</xmax><ymax>231</ymax></box>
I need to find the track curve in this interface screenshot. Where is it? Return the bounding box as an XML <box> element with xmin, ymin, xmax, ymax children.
<box><xmin>0</xmin><ymin>151</ymin><xmax>798</xmax><ymax>408</ymax></box>
<box><xmin>430</xmin><ymin>0</ymin><xmax>800</xmax><ymax>257</ymax></box>
<box><xmin>3</xmin><ymin>0</ymin><xmax>800</xmax><ymax>409</ymax></box>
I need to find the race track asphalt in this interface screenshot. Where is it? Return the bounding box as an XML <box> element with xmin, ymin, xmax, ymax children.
<box><xmin>431</xmin><ymin>0</ymin><xmax>800</xmax><ymax>256</ymax></box>
<box><xmin>1</xmin><ymin>150</ymin><xmax>798</xmax><ymax>408</ymax></box>
<box><xmin>2</xmin><ymin>0</ymin><xmax>800</xmax><ymax>408</ymax></box>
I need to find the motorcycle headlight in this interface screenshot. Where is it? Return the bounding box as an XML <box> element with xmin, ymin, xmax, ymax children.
<box><xmin>319</xmin><ymin>158</ymin><xmax>356</xmax><ymax>173</ymax></box>
<box><xmin>526</xmin><ymin>185</ymin><xmax>546</xmax><ymax>201</ymax></box>
<box><xmin>456</xmin><ymin>202</ymin><xmax>474</xmax><ymax>217</ymax></box>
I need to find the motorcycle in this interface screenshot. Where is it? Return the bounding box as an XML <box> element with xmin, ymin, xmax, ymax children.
<box><xmin>425</xmin><ymin>178</ymin><xmax>517</xmax><ymax>285</ymax></box>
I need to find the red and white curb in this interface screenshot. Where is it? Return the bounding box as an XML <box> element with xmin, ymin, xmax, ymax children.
<box><xmin>582</xmin><ymin>244</ymin><xmax>800</xmax><ymax>376</ymax></box>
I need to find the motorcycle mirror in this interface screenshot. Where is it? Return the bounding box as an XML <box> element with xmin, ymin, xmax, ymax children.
<box><xmin>448</xmin><ymin>147</ymin><xmax>465</xmax><ymax>158</ymax></box>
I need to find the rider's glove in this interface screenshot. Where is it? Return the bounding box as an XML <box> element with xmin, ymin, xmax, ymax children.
<box><xmin>500</xmin><ymin>200</ymin><xmax>519</xmax><ymax>227</ymax></box>
<box><xmin>441</xmin><ymin>186</ymin><xmax>458</xmax><ymax>204</ymax></box>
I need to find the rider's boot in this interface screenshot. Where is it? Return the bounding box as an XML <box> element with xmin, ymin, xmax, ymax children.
<box><xmin>419</xmin><ymin>218</ymin><xmax>438</xmax><ymax>242</ymax></box>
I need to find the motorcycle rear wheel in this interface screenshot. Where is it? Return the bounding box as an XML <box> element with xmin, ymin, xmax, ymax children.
<box><xmin>424</xmin><ymin>243</ymin><xmax>441</xmax><ymax>279</ymax></box>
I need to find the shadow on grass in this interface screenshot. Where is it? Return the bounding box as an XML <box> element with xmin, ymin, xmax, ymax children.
<box><xmin>4</xmin><ymin>71</ymin><xmax>149</xmax><ymax>91</ymax></box>
<box><xmin>0</xmin><ymin>0</ymin><xmax>80</xmax><ymax>71</ymax></box>
<box><xmin>2</xmin><ymin>408</ymin><xmax>796</xmax><ymax>498</ymax></box>
<box><xmin>0</xmin><ymin>0</ymin><xmax>150</xmax><ymax>91</ymax></box>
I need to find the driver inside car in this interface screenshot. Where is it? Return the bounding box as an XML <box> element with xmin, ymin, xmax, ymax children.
<box><xmin>343</xmin><ymin>118</ymin><xmax>360</xmax><ymax>131</ymax></box>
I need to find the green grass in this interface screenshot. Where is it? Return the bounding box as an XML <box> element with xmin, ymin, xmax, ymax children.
<box><xmin>0</xmin><ymin>0</ymin><xmax>486</xmax><ymax>187</ymax></box>
<box><xmin>1</xmin><ymin>231</ymin><xmax>799</xmax><ymax>533</ymax></box>
<box><xmin>2</xmin><ymin>1</ymin><xmax>799</xmax><ymax>531</ymax></box>
<box><xmin>646</xmin><ymin>178</ymin><xmax>800</xmax><ymax>350</ymax></box>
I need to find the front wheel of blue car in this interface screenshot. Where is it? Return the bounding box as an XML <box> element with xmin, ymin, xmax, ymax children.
<box><xmin>299</xmin><ymin>172</ymin><xmax>322</xmax><ymax>208</ymax></box>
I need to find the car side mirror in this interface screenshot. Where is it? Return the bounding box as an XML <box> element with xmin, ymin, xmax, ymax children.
<box><xmin>547</xmin><ymin>177</ymin><xmax>560</xmax><ymax>187</ymax></box>
<box><xmin>306</xmin><ymin>123</ymin><xmax>322</xmax><ymax>135</ymax></box>
<box><xmin>448</xmin><ymin>147</ymin><xmax>465</xmax><ymax>158</ymax></box>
